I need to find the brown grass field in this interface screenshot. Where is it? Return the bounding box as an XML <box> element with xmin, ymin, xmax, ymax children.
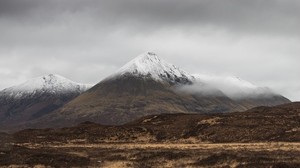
<box><xmin>1</xmin><ymin>142</ymin><xmax>300</xmax><ymax>167</ymax></box>
<box><xmin>1</xmin><ymin>102</ymin><xmax>300</xmax><ymax>167</ymax></box>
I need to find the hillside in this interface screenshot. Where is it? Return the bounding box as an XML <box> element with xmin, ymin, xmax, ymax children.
<box><xmin>14</xmin><ymin>102</ymin><xmax>300</xmax><ymax>143</ymax></box>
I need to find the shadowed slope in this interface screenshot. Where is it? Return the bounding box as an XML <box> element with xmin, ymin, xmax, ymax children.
<box><xmin>35</xmin><ymin>75</ymin><xmax>242</xmax><ymax>127</ymax></box>
<box><xmin>14</xmin><ymin>102</ymin><xmax>300</xmax><ymax>143</ymax></box>
<box><xmin>0</xmin><ymin>74</ymin><xmax>91</xmax><ymax>131</ymax></box>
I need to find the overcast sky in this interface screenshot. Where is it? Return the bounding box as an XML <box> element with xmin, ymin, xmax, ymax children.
<box><xmin>0</xmin><ymin>0</ymin><xmax>299</xmax><ymax>101</ymax></box>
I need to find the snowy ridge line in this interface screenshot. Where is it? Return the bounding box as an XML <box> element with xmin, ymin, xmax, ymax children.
<box><xmin>0</xmin><ymin>52</ymin><xmax>278</xmax><ymax>99</ymax></box>
<box><xmin>0</xmin><ymin>74</ymin><xmax>92</xmax><ymax>99</ymax></box>
<box><xmin>106</xmin><ymin>51</ymin><xmax>276</xmax><ymax>96</ymax></box>
<box><xmin>111</xmin><ymin>51</ymin><xmax>277</xmax><ymax>97</ymax></box>
<box><xmin>112</xmin><ymin>52</ymin><xmax>195</xmax><ymax>85</ymax></box>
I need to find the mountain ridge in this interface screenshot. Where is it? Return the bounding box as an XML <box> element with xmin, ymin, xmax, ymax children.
<box><xmin>1</xmin><ymin>74</ymin><xmax>91</xmax><ymax>98</ymax></box>
<box><xmin>21</xmin><ymin>52</ymin><xmax>290</xmax><ymax>130</ymax></box>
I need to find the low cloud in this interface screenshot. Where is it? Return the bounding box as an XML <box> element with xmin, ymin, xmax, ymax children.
<box><xmin>176</xmin><ymin>82</ymin><xmax>225</xmax><ymax>97</ymax></box>
<box><xmin>176</xmin><ymin>74</ymin><xmax>275</xmax><ymax>99</ymax></box>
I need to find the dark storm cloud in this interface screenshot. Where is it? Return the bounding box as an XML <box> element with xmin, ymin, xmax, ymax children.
<box><xmin>1</xmin><ymin>0</ymin><xmax>300</xmax><ymax>35</ymax></box>
<box><xmin>0</xmin><ymin>0</ymin><xmax>299</xmax><ymax>100</ymax></box>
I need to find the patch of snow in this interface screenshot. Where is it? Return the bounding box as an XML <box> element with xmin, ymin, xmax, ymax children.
<box><xmin>0</xmin><ymin>74</ymin><xmax>92</xmax><ymax>99</ymax></box>
<box><xmin>112</xmin><ymin>52</ymin><xmax>194</xmax><ymax>85</ymax></box>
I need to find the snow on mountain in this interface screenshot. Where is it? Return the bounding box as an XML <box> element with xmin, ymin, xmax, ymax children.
<box><xmin>107</xmin><ymin>52</ymin><xmax>277</xmax><ymax>97</ymax></box>
<box><xmin>0</xmin><ymin>74</ymin><xmax>92</xmax><ymax>99</ymax></box>
<box><xmin>102</xmin><ymin>51</ymin><xmax>281</xmax><ymax>98</ymax></box>
<box><xmin>192</xmin><ymin>73</ymin><xmax>274</xmax><ymax>99</ymax></box>
<box><xmin>112</xmin><ymin>52</ymin><xmax>195</xmax><ymax>85</ymax></box>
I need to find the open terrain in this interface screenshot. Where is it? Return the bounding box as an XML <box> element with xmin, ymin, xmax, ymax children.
<box><xmin>0</xmin><ymin>102</ymin><xmax>299</xmax><ymax>167</ymax></box>
<box><xmin>1</xmin><ymin>142</ymin><xmax>300</xmax><ymax>168</ymax></box>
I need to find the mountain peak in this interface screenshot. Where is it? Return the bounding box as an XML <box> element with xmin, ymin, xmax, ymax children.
<box><xmin>138</xmin><ymin>52</ymin><xmax>160</xmax><ymax>61</ymax></box>
<box><xmin>39</xmin><ymin>74</ymin><xmax>83</xmax><ymax>87</ymax></box>
<box><xmin>41</xmin><ymin>74</ymin><xmax>69</xmax><ymax>84</ymax></box>
<box><xmin>1</xmin><ymin>74</ymin><xmax>91</xmax><ymax>98</ymax></box>
<box><xmin>142</xmin><ymin>51</ymin><xmax>157</xmax><ymax>57</ymax></box>
<box><xmin>113</xmin><ymin>52</ymin><xmax>194</xmax><ymax>85</ymax></box>
<box><xmin>126</xmin><ymin>52</ymin><xmax>162</xmax><ymax>68</ymax></box>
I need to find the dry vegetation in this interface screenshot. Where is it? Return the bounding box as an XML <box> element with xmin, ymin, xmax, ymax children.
<box><xmin>1</xmin><ymin>142</ymin><xmax>300</xmax><ymax>167</ymax></box>
<box><xmin>0</xmin><ymin>102</ymin><xmax>300</xmax><ymax>167</ymax></box>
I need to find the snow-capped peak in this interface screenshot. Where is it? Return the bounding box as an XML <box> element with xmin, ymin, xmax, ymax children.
<box><xmin>1</xmin><ymin>74</ymin><xmax>92</xmax><ymax>98</ymax></box>
<box><xmin>113</xmin><ymin>52</ymin><xmax>194</xmax><ymax>85</ymax></box>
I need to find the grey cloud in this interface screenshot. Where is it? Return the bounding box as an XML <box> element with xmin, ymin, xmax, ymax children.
<box><xmin>0</xmin><ymin>0</ymin><xmax>299</xmax><ymax>101</ymax></box>
<box><xmin>1</xmin><ymin>0</ymin><xmax>300</xmax><ymax>35</ymax></box>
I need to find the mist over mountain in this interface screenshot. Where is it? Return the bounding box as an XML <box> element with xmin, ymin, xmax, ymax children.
<box><xmin>177</xmin><ymin>74</ymin><xmax>279</xmax><ymax>99</ymax></box>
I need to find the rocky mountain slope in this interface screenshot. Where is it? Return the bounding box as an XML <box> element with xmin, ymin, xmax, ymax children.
<box><xmin>0</xmin><ymin>74</ymin><xmax>92</xmax><ymax>131</ymax></box>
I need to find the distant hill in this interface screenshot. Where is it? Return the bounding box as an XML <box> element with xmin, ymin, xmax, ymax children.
<box><xmin>14</xmin><ymin>102</ymin><xmax>300</xmax><ymax>143</ymax></box>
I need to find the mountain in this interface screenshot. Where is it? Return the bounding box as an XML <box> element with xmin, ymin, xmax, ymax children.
<box><xmin>111</xmin><ymin>52</ymin><xmax>195</xmax><ymax>85</ymax></box>
<box><xmin>26</xmin><ymin>52</ymin><xmax>289</xmax><ymax>129</ymax></box>
<box><xmin>0</xmin><ymin>74</ymin><xmax>92</xmax><ymax>131</ymax></box>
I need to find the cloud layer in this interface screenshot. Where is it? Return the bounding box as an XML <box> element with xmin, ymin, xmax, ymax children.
<box><xmin>0</xmin><ymin>0</ymin><xmax>299</xmax><ymax>100</ymax></box>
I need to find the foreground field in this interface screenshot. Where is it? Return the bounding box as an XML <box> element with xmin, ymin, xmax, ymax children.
<box><xmin>1</xmin><ymin>142</ymin><xmax>300</xmax><ymax>167</ymax></box>
<box><xmin>1</xmin><ymin>102</ymin><xmax>299</xmax><ymax>167</ymax></box>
